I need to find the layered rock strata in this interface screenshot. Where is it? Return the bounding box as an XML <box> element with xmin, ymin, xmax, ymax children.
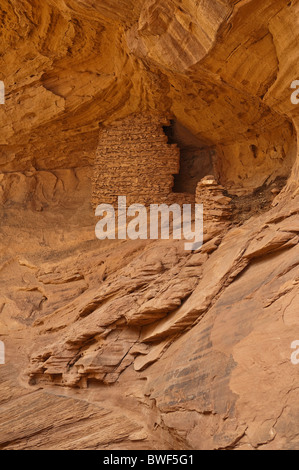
<box><xmin>0</xmin><ymin>0</ymin><xmax>299</xmax><ymax>452</ymax></box>
<box><xmin>195</xmin><ymin>176</ymin><xmax>232</xmax><ymax>232</ymax></box>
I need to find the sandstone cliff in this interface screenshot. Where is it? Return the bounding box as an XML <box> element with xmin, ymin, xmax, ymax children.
<box><xmin>0</xmin><ymin>0</ymin><xmax>298</xmax><ymax>450</ymax></box>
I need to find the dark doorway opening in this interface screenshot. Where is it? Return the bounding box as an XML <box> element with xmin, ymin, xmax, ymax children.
<box><xmin>163</xmin><ymin>120</ymin><xmax>215</xmax><ymax>194</ymax></box>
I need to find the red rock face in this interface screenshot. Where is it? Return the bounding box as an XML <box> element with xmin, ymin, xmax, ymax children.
<box><xmin>0</xmin><ymin>0</ymin><xmax>299</xmax><ymax>450</ymax></box>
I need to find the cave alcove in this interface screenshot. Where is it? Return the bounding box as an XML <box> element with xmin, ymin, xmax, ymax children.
<box><xmin>163</xmin><ymin>120</ymin><xmax>216</xmax><ymax>194</ymax></box>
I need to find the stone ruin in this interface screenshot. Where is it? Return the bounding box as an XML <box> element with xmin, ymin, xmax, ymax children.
<box><xmin>92</xmin><ymin>114</ymin><xmax>232</xmax><ymax>229</ymax></box>
<box><xmin>195</xmin><ymin>176</ymin><xmax>232</xmax><ymax>227</ymax></box>
<box><xmin>92</xmin><ymin>114</ymin><xmax>182</xmax><ymax>208</ymax></box>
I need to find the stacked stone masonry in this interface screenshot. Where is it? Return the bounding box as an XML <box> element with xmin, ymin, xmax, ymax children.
<box><xmin>195</xmin><ymin>176</ymin><xmax>232</xmax><ymax>226</ymax></box>
<box><xmin>92</xmin><ymin>114</ymin><xmax>181</xmax><ymax>208</ymax></box>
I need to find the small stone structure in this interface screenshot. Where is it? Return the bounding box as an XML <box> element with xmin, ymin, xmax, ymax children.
<box><xmin>195</xmin><ymin>176</ymin><xmax>232</xmax><ymax>226</ymax></box>
<box><xmin>92</xmin><ymin>114</ymin><xmax>182</xmax><ymax>208</ymax></box>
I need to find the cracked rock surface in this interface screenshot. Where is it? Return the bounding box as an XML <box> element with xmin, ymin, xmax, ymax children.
<box><xmin>0</xmin><ymin>0</ymin><xmax>299</xmax><ymax>450</ymax></box>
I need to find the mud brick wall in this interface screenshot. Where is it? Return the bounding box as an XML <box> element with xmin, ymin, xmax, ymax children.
<box><xmin>92</xmin><ymin>114</ymin><xmax>181</xmax><ymax>208</ymax></box>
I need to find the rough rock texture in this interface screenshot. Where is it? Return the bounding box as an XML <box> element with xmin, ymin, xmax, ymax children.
<box><xmin>195</xmin><ymin>176</ymin><xmax>232</xmax><ymax>232</ymax></box>
<box><xmin>0</xmin><ymin>0</ymin><xmax>299</xmax><ymax>451</ymax></box>
<box><xmin>92</xmin><ymin>114</ymin><xmax>180</xmax><ymax>207</ymax></box>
